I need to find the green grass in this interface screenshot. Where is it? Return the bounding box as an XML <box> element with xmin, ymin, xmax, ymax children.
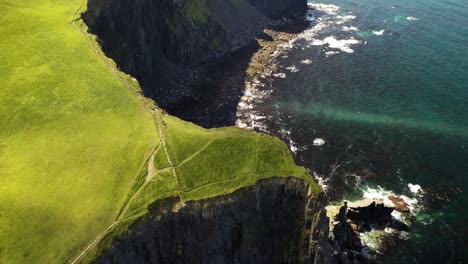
<box><xmin>118</xmin><ymin>115</ymin><xmax>320</xmax><ymax>219</ymax></box>
<box><xmin>185</xmin><ymin>0</ymin><xmax>208</xmax><ymax>24</ymax></box>
<box><xmin>0</xmin><ymin>1</ymin><xmax>320</xmax><ymax>263</ymax></box>
<box><xmin>153</xmin><ymin>145</ymin><xmax>172</xmax><ymax>170</ymax></box>
<box><xmin>0</xmin><ymin>1</ymin><xmax>157</xmax><ymax>263</ymax></box>
<box><xmin>82</xmin><ymin>114</ymin><xmax>320</xmax><ymax>262</ymax></box>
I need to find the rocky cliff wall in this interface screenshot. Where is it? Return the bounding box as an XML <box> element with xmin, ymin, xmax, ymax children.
<box><xmin>82</xmin><ymin>0</ymin><xmax>306</xmax><ymax>107</ymax></box>
<box><xmin>93</xmin><ymin>177</ymin><xmax>337</xmax><ymax>264</ymax></box>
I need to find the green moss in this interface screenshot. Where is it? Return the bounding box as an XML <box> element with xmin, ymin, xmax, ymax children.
<box><xmin>176</xmin><ymin>244</ymin><xmax>183</xmax><ymax>256</ymax></box>
<box><xmin>211</xmin><ymin>35</ymin><xmax>222</xmax><ymax>49</ymax></box>
<box><xmin>185</xmin><ymin>0</ymin><xmax>208</xmax><ymax>24</ymax></box>
<box><xmin>165</xmin><ymin>16</ymin><xmax>176</xmax><ymax>32</ymax></box>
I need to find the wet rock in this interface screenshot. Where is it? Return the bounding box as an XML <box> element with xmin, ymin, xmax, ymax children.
<box><xmin>388</xmin><ymin>195</ymin><xmax>410</xmax><ymax>212</ymax></box>
<box><xmin>326</xmin><ymin>196</ymin><xmax>413</xmax><ymax>262</ymax></box>
<box><xmin>346</xmin><ymin>199</ymin><xmax>393</xmax><ymax>223</ymax></box>
<box><xmin>345</xmin><ymin>221</ymin><xmax>363</xmax><ymax>251</ymax></box>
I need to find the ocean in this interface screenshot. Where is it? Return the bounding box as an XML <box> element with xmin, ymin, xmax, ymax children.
<box><xmin>236</xmin><ymin>0</ymin><xmax>468</xmax><ymax>262</ymax></box>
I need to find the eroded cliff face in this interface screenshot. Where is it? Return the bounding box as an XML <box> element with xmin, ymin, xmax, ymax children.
<box><xmin>82</xmin><ymin>0</ymin><xmax>306</xmax><ymax>107</ymax></box>
<box><xmin>94</xmin><ymin>177</ymin><xmax>337</xmax><ymax>264</ymax></box>
<box><xmin>81</xmin><ymin>1</ymin><xmax>339</xmax><ymax>263</ymax></box>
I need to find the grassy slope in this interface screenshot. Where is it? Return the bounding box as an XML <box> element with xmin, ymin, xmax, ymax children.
<box><xmin>121</xmin><ymin>114</ymin><xmax>320</xmax><ymax>220</ymax></box>
<box><xmin>0</xmin><ymin>1</ymin><xmax>321</xmax><ymax>263</ymax></box>
<box><xmin>0</xmin><ymin>1</ymin><xmax>157</xmax><ymax>263</ymax></box>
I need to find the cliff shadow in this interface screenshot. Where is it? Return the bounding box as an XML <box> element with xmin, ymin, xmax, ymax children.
<box><xmin>165</xmin><ymin>21</ymin><xmax>309</xmax><ymax>128</ymax></box>
<box><xmin>82</xmin><ymin>0</ymin><xmax>309</xmax><ymax>129</ymax></box>
<box><xmin>164</xmin><ymin>41</ymin><xmax>259</xmax><ymax>128</ymax></box>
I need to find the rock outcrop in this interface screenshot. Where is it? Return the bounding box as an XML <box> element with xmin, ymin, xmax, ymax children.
<box><xmin>79</xmin><ymin>2</ymin><xmax>345</xmax><ymax>263</ymax></box>
<box><xmin>326</xmin><ymin>198</ymin><xmax>412</xmax><ymax>263</ymax></box>
<box><xmin>82</xmin><ymin>0</ymin><xmax>307</xmax><ymax>107</ymax></box>
<box><xmin>93</xmin><ymin>177</ymin><xmax>338</xmax><ymax>264</ymax></box>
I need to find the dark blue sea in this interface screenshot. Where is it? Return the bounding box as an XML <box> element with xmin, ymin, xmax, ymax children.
<box><xmin>236</xmin><ymin>0</ymin><xmax>468</xmax><ymax>262</ymax></box>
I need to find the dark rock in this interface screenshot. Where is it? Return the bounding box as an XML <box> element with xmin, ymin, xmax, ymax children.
<box><xmin>345</xmin><ymin>222</ymin><xmax>362</xmax><ymax>251</ymax></box>
<box><xmin>93</xmin><ymin>177</ymin><xmax>340</xmax><ymax>264</ymax></box>
<box><xmin>346</xmin><ymin>199</ymin><xmax>393</xmax><ymax>223</ymax></box>
<box><xmin>82</xmin><ymin>0</ymin><xmax>307</xmax><ymax>108</ymax></box>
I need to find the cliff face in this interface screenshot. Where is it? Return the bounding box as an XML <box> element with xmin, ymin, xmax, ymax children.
<box><xmin>82</xmin><ymin>0</ymin><xmax>306</xmax><ymax>107</ymax></box>
<box><xmin>81</xmin><ymin>1</ymin><xmax>337</xmax><ymax>263</ymax></box>
<box><xmin>94</xmin><ymin>177</ymin><xmax>336</xmax><ymax>264</ymax></box>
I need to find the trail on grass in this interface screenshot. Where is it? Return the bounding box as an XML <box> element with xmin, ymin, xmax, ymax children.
<box><xmin>176</xmin><ymin>139</ymin><xmax>217</xmax><ymax>167</ymax></box>
<box><xmin>116</xmin><ymin>153</ymin><xmax>156</xmax><ymax>222</ymax></box>
<box><xmin>69</xmin><ymin>2</ymin><xmax>180</xmax><ymax>263</ymax></box>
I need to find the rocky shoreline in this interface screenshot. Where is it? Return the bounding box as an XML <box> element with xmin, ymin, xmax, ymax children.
<box><xmin>165</xmin><ymin>16</ymin><xmax>310</xmax><ymax>128</ymax></box>
<box><xmin>82</xmin><ymin>1</ymin><xmax>421</xmax><ymax>262</ymax></box>
<box><xmin>165</xmin><ymin>11</ymin><xmax>420</xmax><ymax>262</ymax></box>
<box><xmin>326</xmin><ymin>196</ymin><xmax>414</xmax><ymax>262</ymax></box>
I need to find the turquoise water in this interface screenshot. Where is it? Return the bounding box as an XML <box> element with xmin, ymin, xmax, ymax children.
<box><xmin>249</xmin><ymin>0</ymin><xmax>467</xmax><ymax>262</ymax></box>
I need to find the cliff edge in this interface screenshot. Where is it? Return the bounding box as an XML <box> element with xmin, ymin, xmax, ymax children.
<box><xmin>89</xmin><ymin>178</ymin><xmax>336</xmax><ymax>264</ymax></box>
<box><xmin>82</xmin><ymin>0</ymin><xmax>307</xmax><ymax>107</ymax></box>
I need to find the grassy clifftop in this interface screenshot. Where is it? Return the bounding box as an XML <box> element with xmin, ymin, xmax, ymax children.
<box><xmin>0</xmin><ymin>1</ymin><xmax>320</xmax><ymax>264</ymax></box>
<box><xmin>0</xmin><ymin>1</ymin><xmax>157</xmax><ymax>263</ymax></box>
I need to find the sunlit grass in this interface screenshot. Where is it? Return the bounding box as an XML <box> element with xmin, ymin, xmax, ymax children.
<box><xmin>0</xmin><ymin>1</ymin><xmax>157</xmax><ymax>263</ymax></box>
<box><xmin>0</xmin><ymin>1</ymin><xmax>320</xmax><ymax>263</ymax></box>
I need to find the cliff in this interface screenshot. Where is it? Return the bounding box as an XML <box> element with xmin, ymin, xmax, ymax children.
<box><xmin>92</xmin><ymin>177</ymin><xmax>337</xmax><ymax>264</ymax></box>
<box><xmin>78</xmin><ymin>1</ymin><xmax>341</xmax><ymax>263</ymax></box>
<box><xmin>82</xmin><ymin>0</ymin><xmax>307</xmax><ymax>107</ymax></box>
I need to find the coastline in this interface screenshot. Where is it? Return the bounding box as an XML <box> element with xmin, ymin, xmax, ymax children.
<box><xmin>165</xmin><ymin>18</ymin><xmax>309</xmax><ymax>129</ymax></box>
<box><xmin>165</xmin><ymin>8</ymin><xmax>428</xmax><ymax>261</ymax></box>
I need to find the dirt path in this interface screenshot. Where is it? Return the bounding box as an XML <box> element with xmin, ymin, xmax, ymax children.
<box><xmin>116</xmin><ymin>153</ymin><xmax>156</xmax><ymax>222</ymax></box>
<box><xmin>176</xmin><ymin>139</ymin><xmax>216</xmax><ymax>167</ymax></box>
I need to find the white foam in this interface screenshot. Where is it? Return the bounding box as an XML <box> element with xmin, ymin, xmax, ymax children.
<box><xmin>300</xmin><ymin>59</ymin><xmax>312</xmax><ymax>64</ymax></box>
<box><xmin>235</xmin><ymin>78</ymin><xmax>273</xmax><ymax>130</ymax></box>
<box><xmin>391</xmin><ymin>210</ymin><xmax>404</xmax><ymax>222</ymax></box>
<box><xmin>407</xmin><ymin>16</ymin><xmax>420</xmax><ymax>21</ymax></box>
<box><xmin>311</xmin><ymin>36</ymin><xmax>361</xmax><ymax>53</ymax></box>
<box><xmin>313</xmin><ymin>172</ymin><xmax>329</xmax><ymax>190</ymax></box>
<box><xmin>408</xmin><ymin>183</ymin><xmax>422</xmax><ymax>193</ymax></box>
<box><xmin>372</xmin><ymin>30</ymin><xmax>385</xmax><ymax>36</ymax></box>
<box><xmin>325</xmin><ymin>51</ymin><xmax>340</xmax><ymax>56</ymax></box>
<box><xmin>307</xmin><ymin>3</ymin><xmax>340</xmax><ymax>15</ymax></box>
<box><xmin>343</xmin><ymin>26</ymin><xmax>359</xmax><ymax>32</ymax></box>
<box><xmin>301</xmin><ymin>3</ymin><xmax>364</xmax><ymax>58</ymax></box>
<box><xmin>335</xmin><ymin>15</ymin><xmax>357</xmax><ymax>25</ymax></box>
<box><xmin>313</xmin><ymin>138</ymin><xmax>326</xmax><ymax>146</ymax></box>
<box><xmin>399</xmin><ymin>231</ymin><xmax>411</xmax><ymax>240</ymax></box>
<box><xmin>285</xmin><ymin>65</ymin><xmax>300</xmax><ymax>73</ymax></box>
<box><xmin>272</xmin><ymin>72</ymin><xmax>286</xmax><ymax>78</ymax></box>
